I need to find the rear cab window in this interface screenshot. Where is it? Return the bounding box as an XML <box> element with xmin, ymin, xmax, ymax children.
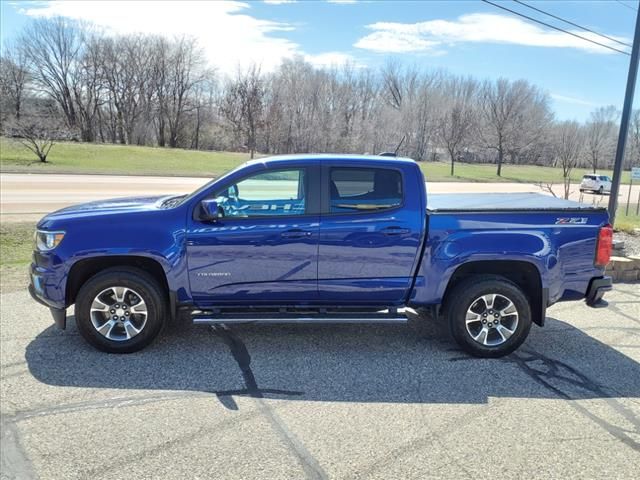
<box><xmin>329</xmin><ymin>167</ymin><xmax>403</xmax><ymax>213</ymax></box>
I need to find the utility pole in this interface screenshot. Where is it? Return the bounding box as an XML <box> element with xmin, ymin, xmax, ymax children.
<box><xmin>608</xmin><ymin>5</ymin><xmax>640</xmax><ymax>225</ymax></box>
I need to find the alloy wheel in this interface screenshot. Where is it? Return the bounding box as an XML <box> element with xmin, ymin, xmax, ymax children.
<box><xmin>89</xmin><ymin>286</ymin><xmax>148</xmax><ymax>341</ymax></box>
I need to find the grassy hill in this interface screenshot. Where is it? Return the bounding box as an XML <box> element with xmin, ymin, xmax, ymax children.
<box><xmin>0</xmin><ymin>136</ymin><xmax>633</xmax><ymax>184</ymax></box>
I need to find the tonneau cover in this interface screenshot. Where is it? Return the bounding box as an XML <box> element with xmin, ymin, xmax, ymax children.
<box><xmin>427</xmin><ymin>192</ymin><xmax>606</xmax><ymax>212</ymax></box>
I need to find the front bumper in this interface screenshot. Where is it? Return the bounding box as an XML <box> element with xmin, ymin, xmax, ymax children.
<box><xmin>29</xmin><ymin>273</ymin><xmax>67</xmax><ymax>329</ymax></box>
<box><xmin>585</xmin><ymin>276</ymin><xmax>612</xmax><ymax>308</ymax></box>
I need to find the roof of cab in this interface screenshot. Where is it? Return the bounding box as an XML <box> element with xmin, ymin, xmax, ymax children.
<box><xmin>244</xmin><ymin>153</ymin><xmax>417</xmax><ymax>167</ymax></box>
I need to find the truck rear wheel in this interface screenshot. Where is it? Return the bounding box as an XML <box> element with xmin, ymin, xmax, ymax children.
<box><xmin>75</xmin><ymin>267</ymin><xmax>166</xmax><ymax>353</ymax></box>
<box><xmin>445</xmin><ymin>275</ymin><xmax>532</xmax><ymax>358</ymax></box>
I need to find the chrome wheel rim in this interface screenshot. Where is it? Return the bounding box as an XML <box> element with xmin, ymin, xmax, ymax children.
<box><xmin>465</xmin><ymin>293</ymin><xmax>519</xmax><ymax>347</ymax></box>
<box><xmin>90</xmin><ymin>286</ymin><xmax>148</xmax><ymax>341</ymax></box>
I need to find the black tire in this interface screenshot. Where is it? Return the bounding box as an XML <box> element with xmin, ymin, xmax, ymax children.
<box><xmin>75</xmin><ymin>267</ymin><xmax>167</xmax><ymax>353</ymax></box>
<box><xmin>598</xmin><ymin>186</ymin><xmax>604</xmax><ymax>195</ymax></box>
<box><xmin>444</xmin><ymin>275</ymin><xmax>532</xmax><ymax>358</ymax></box>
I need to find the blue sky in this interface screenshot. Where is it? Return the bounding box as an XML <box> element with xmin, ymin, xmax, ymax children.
<box><xmin>1</xmin><ymin>0</ymin><xmax>638</xmax><ymax>120</ymax></box>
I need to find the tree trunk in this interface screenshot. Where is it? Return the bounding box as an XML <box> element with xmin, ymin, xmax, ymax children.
<box><xmin>449</xmin><ymin>150</ymin><xmax>455</xmax><ymax>176</ymax></box>
<box><xmin>497</xmin><ymin>147</ymin><xmax>503</xmax><ymax>177</ymax></box>
<box><xmin>117</xmin><ymin>109</ymin><xmax>126</xmax><ymax>145</ymax></box>
<box><xmin>157</xmin><ymin>117</ymin><xmax>166</xmax><ymax>147</ymax></box>
<box><xmin>193</xmin><ymin>108</ymin><xmax>201</xmax><ymax>150</ymax></box>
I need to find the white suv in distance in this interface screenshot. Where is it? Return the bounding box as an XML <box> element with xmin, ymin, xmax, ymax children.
<box><xmin>580</xmin><ymin>174</ymin><xmax>612</xmax><ymax>194</ymax></box>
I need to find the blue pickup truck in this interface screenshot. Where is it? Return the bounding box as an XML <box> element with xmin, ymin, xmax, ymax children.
<box><xmin>29</xmin><ymin>155</ymin><xmax>613</xmax><ymax>357</ymax></box>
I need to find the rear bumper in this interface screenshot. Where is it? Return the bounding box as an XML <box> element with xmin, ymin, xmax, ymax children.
<box><xmin>585</xmin><ymin>276</ymin><xmax>612</xmax><ymax>307</ymax></box>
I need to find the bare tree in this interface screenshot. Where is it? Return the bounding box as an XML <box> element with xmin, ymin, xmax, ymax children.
<box><xmin>20</xmin><ymin>17</ymin><xmax>85</xmax><ymax>137</ymax></box>
<box><xmin>554</xmin><ymin>121</ymin><xmax>584</xmax><ymax>199</ymax></box>
<box><xmin>221</xmin><ymin>64</ymin><xmax>265</xmax><ymax>158</ymax></box>
<box><xmin>437</xmin><ymin>76</ymin><xmax>477</xmax><ymax>175</ymax></box>
<box><xmin>628</xmin><ymin>109</ymin><xmax>640</xmax><ymax>169</ymax></box>
<box><xmin>165</xmin><ymin>37</ymin><xmax>205</xmax><ymax>148</ymax></box>
<box><xmin>0</xmin><ymin>42</ymin><xmax>30</xmax><ymax>121</ymax></box>
<box><xmin>9</xmin><ymin>119</ymin><xmax>60</xmax><ymax>163</ymax></box>
<box><xmin>98</xmin><ymin>35</ymin><xmax>153</xmax><ymax>144</ymax></box>
<box><xmin>480</xmin><ymin>78</ymin><xmax>551</xmax><ymax>176</ymax></box>
<box><xmin>190</xmin><ymin>73</ymin><xmax>217</xmax><ymax>150</ymax></box>
<box><xmin>585</xmin><ymin>106</ymin><xmax>618</xmax><ymax>172</ymax></box>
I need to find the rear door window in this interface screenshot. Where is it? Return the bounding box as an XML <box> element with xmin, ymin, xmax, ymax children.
<box><xmin>329</xmin><ymin>167</ymin><xmax>403</xmax><ymax>213</ymax></box>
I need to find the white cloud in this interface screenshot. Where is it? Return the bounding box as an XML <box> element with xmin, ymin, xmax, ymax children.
<box><xmin>327</xmin><ymin>0</ymin><xmax>358</xmax><ymax>4</ymax></box>
<box><xmin>551</xmin><ymin>94</ymin><xmax>601</xmax><ymax>107</ymax></box>
<box><xmin>16</xmin><ymin>0</ymin><xmax>302</xmax><ymax>73</ymax></box>
<box><xmin>263</xmin><ymin>0</ymin><xmax>296</xmax><ymax>4</ymax></box>
<box><xmin>304</xmin><ymin>51</ymin><xmax>363</xmax><ymax>68</ymax></box>
<box><xmin>355</xmin><ymin>13</ymin><xmax>629</xmax><ymax>55</ymax></box>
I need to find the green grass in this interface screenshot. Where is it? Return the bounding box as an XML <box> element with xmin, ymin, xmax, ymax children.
<box><xmin>0</xmin><ymin>222</ymin><xmax>34</xmax><ymax>293</ymax></box>
<box><xmin>615</xmin><ymin>209</ymin><xmax>640</xmax><ymax>234</ymax></box>
<box><xmin>0</xmin><ymin>136</ymin><xmax>634</xmax><ymax>184</ymax></box>
<box><xmin>0</xmin><ymin>137</ymin><xmax>249</xmax><ymax>177</ymax></box>
<box><xmin>0</xmin><ymin>222</ymin><xmax>34</xmax><ymax>266</ymax></box>
<box><xmin>420</xmin><ymin>162</ymin><xmax>632</xmax><ymax>184</ymax></box>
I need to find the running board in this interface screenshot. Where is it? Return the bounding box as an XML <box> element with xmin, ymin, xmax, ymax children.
<box><xmin>192</xmin><ymin>308</ymin><xmax>415</xmax><ymax>325</ymax></box>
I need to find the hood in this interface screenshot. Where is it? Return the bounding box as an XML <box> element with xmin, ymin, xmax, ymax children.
<box><xmin>38</xmin><ymin>195</ymin><xmax>176</xmax><ymax>226</ymax></box>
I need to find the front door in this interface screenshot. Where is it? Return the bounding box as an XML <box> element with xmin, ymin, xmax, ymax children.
<box><xmin>186</xmin><ymin>166</ymin><xmax>320</xmax><ymax>306</ymax></box>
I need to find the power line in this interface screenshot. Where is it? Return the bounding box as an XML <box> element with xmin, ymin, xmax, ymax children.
<box><xmin>480</xmin><ymin>0</ymin><xmax>631</xmax><ymax>55</ymax></box>
<box><xmin>614</xmin><ymin>0</ymin><xmax>638</xmax><ymax>12</ymax></box>
<box><xmin>513</xmin><ymin>0</ymin><xmax>632</xmax><ymax>48</ymax></box>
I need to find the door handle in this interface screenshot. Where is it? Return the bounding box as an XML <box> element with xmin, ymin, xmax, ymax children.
<box><xmin>381</xmin><ymin>226</ymin><xmax>411</xmax><ymax>236</ymax></box>
<box><xmin>281</xmin><ymin>229</ymin><xmax>312</xmax><ymax>238</ymax></box>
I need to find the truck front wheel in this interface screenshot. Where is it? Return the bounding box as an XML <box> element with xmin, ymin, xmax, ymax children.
<box><xmin>445</xmin><ymin>275</ymin><xmax>532</xmax><ymax>358</ymax></box>
<box><xmin>75</xmin><ymin>267</ymin><xmax>167</xmax><ymax>353</ymax></box>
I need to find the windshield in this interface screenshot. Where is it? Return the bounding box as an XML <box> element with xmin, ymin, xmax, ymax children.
<box><xmin>175</xmin><ymin>162</ymin><xmax>250</xmax><ymax>206</ymax></box>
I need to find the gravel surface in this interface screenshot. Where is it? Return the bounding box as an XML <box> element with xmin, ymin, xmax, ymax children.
<box><xmin>1</xmin><ymin>288</ymin><xmax>639</xmax><ymax>479</ymax></box>
<box><xmin>616</xmin><ymin>231</ymin><xmax>640</xmax><ymax>257</ymax></box>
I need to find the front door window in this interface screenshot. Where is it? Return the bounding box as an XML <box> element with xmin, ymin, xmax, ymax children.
<box><xmin>215</xmin><ymin>169</ymin><xmax>306</xmax><ymax>217</ymax></box>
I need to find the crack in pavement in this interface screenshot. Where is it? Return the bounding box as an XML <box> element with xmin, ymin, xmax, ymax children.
<box><xmin>79</xmin><ymin>407</ymin><xmax>267</xmax><ymax>479</ymax></box>
<box><xmin>511</xmin><ymin>349</ymin><xmax>640</xmax><ymax>452</ymax></box>
<box><xmin>1</xmin><ymin>418</ymin><xmax>36</xmax><ymax>480</ymax></box>
<box><xmin>5</xmin><ymin>392</ymin><xmax>215</xmax><ymax>423</ymax></box>
<box><xmin>211</xmin><ymin>325</ymin><xmax>327</xmax><ymax>480</ymax></box>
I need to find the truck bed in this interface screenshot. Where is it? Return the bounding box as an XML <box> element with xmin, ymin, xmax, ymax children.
<box><xmin>427</xmin><ymin>192</ymin><xmax>606</xmax><ymax>213</ymax></box>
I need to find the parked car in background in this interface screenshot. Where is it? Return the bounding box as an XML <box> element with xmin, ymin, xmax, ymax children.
<box><xmin>580</xmin><ymin>174</ymin><xmax>612</xmax><ymax>194</ymax></box>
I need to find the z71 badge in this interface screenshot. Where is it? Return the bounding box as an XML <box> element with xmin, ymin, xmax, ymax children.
<box><xmin>556</xmin><ymin>217</ymin><xmax>588</xmax><ymax>225</ymax></box>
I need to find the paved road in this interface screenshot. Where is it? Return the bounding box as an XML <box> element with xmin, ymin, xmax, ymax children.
<box><xmin>1</xmin><ymin>287</ymin><xmax>639</xmax><ymax>479</ymax></box>
<box><xmin>3</xmin><ymin>173</ymin><xmax>638</xmax><ymax>222</ymax></box>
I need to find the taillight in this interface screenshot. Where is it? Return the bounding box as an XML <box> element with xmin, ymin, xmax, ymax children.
<box><xmin>595</xmin><ymin>224</ymin><xmax>613</xmax><ymax>267</ymax></box>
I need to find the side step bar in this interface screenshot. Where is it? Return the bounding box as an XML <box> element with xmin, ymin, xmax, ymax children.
<box><xmin>192</xmin><ymin>308</ymin><xmax>415</xmax><ymax>325</ymax></box>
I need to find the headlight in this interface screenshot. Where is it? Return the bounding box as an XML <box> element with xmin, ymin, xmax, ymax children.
<box><xmin>34</xmin><ymin>230</ymin><xmax>65</xmax><ymax>251</ymax></box>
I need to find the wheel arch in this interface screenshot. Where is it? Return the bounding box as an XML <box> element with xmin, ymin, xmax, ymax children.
<box><xmin>442</xmin><ymin>260</ymin><xmax>546</xmax><ymax>326</ymax></box>
<box><xmin>66</xmin><ymin>255</ymin><xmax>170</xmax><ymax>307</ymax></box>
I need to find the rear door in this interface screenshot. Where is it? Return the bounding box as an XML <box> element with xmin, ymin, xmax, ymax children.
<box><xmin>186</xmin><ymin>163</ymin><xmax>320</xmax><ymax>305</ymax></box>
<box><xmin>317</xmin><ymin>163</ymin><xmax>425</xmax><ymax>304</ymax></box>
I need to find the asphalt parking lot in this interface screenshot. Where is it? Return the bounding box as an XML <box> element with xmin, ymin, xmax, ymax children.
<box><xmin>1</xmin><ymin>286</ymin><xmax>639</xmax><ymax>479</ymax></box>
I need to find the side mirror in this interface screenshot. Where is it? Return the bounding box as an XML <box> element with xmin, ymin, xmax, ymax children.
<box><xmin>200</xmin><ymin>199</ymin><xmax>219</xmax><ymax>221</ymax></box>
<box><xmin>229</xmin><ymin>184</ymin><xmax>239</xmax><ymax>198</ymax></box>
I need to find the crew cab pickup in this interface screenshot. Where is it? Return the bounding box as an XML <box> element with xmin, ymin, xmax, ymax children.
<box><xmin>29</xmin><ymin>155</ymin><xmax>613</xmax><ymax>357</ymax></box>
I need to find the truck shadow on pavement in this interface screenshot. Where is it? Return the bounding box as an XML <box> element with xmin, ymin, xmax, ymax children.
<box><xmin>25</xmin><ymin>314</ymin><xmax>640</xmax><ymax>410</ymax></box>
